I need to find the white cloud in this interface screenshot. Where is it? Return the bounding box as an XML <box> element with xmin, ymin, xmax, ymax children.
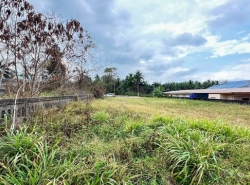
<box><xmin>25</xmin><ymin>0</ymin><xmax>250</xmax><ymax>82</ymax></box>
<box><xmin>205</xmin><ymin>36</ymin><xmax>250</xmax><ymax>57</ymax></box>
<box><xmin>189</xmin><ymin>62</ymin><xmax>250</xmax><ymax>81</ymax></box>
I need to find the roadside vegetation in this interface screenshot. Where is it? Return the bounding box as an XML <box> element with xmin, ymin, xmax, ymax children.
<box><xmin>1</xmin><ymin>97</ymin><xmax>250</xmax><ymax>184</ymax></box>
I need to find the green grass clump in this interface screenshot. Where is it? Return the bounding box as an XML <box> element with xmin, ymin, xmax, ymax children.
<box><xmin>91</xmin><ymin>111</ymin><xmax>110</xmax><ymax>124</ymax></box>
<box><xmin>161</xmin><ymin>127</ymin><xmax>225</xmax><ymax>184</ymax></box>
<box><xmin>0</xmin><ymin>126</ymin><xmax>74</xmax><ymax>185</ymax></box>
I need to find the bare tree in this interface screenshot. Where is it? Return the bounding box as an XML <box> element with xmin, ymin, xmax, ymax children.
<box><xmin>0</xmin><ymin>0</ymin><xmax>34</xmax><ymax>88</ymax></box>
<box><xmin>0</xmin><ymin>0</ymin><xmax>95</xmax><ymax>97</ymax></box>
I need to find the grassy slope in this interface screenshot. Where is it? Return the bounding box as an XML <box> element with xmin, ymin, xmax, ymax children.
<box><xmin>1</xmin><ymin>97</ymin><xmax>250</xmax><ymax>184</ymax></box>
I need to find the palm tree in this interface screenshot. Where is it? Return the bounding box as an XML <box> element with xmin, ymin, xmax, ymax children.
<box><xmin>134</xmin><ymin>70</ymin><xmax>144</xmax><ymax>96</ymax></box>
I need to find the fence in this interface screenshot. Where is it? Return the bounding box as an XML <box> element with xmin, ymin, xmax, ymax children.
<box><xmin>0</xmin><ymin>94</ymin><xmax>91</xmax><ymax>125</ymax></box>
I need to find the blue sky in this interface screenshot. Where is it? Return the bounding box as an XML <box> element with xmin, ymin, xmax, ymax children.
<box><xmin>28</xmin><ymin>0</ymin><xmax>250</xmax><ymax>83</ymax></box>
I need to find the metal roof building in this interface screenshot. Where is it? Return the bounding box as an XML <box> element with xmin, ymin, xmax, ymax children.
<box><xmin>163</xmin><ymin>80</ymin><xmax>250</xmax><ymax>101</ymax></box>
<box><xmin>208</xmin><ymin>80</ymin><xmax>250</xmax><ymax>89</ymax></box>
<box><xmin>164</xmin><ymin>88</ymin><xmax>250</xmax><ymax>94</ymax></box>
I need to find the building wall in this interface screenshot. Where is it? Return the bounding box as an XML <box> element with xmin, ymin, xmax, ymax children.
<box><xmin>226</xmin><ymin>95</ymin><xmax>233</xmax><ymax>100</ymax></box>
<box><xmin>209</xmin><ymin>94</ymin><xmax>235</xmax><ymax>100</ymax></box>
<box><xmin>171</xmin><ymin>94</ymin><xmax>190</xmax><ymax>98</ymax></box>
<box><xmin>208</xmin><ymin>94</ymin><xmax>221</xmax><ymax>99</ymax></box>
<box><xmin>182</xmin><ymin>94</ymin><xmax>190</xmax><ymax>98</ymax></box>
<box><xmin>170</xmin><ymin>93</ymin><xmax>250</xmax><ymax>101</ymax></box>
<box><xmin>209</xmin><ymin>94</ymin><xmax>250</xmax><ymax>100</ymax></box>
<box><xmin>233</xmin><ymin>95</ymin><xmax>250</xmax><ymax>101</ymax></box>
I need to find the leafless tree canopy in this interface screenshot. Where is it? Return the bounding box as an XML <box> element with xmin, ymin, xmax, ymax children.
<box><xmin>0</xmin><ymin>0</ymin><xmax>95</xmax><ymax>97</ymax></box>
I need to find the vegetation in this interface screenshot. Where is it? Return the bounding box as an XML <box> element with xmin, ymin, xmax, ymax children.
<box><xmin>93</xmin><ymin>69</ymin><xmax>219</xmax><ymax>97</ymax></box>
<box><xmin>1</xmin><ymin>97</ymin><xmax>250</xmax><ymax>184</ymax></box>
<box><xmin>101</xmin><ymin>67</ymin><xmax>118</xmax><ymax>94</ymax></box>
<box><xmin>0</xmin><ymin>2</ymin><xmax>247</xmax><ymax>184</ymax></box>
<box><xmin>134</xmin><ymin>70</ymin><xmax>144</xmax><ymax>96</ymax></box>
<box><xmin>0</xmin><ymin>0</ymin><xmax>95</xmax><ymax>97</ymax></box>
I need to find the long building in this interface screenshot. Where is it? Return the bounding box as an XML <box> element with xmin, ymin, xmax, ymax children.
<box><xmin>163</xmin><ymin>80</ymin><xmax>250</xmax><ymax>101</ymax></box>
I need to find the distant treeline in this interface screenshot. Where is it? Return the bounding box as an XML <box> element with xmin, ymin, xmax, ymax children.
<box><xmin>92</xmin><ymin>68</ymin><xmax>219</xmax><ymax>97</ymax></box>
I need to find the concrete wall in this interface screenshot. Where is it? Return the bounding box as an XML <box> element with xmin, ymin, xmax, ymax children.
<box><xmin>0</xmin><ymin>94</ymin><xmax>91</xmax><ymax>124</ymax></box>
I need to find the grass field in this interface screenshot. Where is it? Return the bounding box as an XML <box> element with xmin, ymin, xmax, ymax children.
<box><xmin>1</xmin><ymin>97</ymin><xmax>250</xmax><ymax>184</ymax></box>
<box><xmin>94</xmin><ymin>97</ymin><xmax>250</xmax><ymax>127</ymax></box>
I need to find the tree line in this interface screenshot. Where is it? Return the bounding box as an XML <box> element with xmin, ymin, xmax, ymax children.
<box><xmin>92</xmin><ymin>68</ymin><xmax>219</xmax><ymax>97</ymax></box>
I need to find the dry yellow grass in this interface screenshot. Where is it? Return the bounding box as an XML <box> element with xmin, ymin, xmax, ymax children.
<box><xmin>92</xmin><ymin>97</ymin><xmax>250</xmax><ymax>128</ymax></box>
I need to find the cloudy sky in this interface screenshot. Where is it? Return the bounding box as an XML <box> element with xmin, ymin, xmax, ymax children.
<box><xmin>28</xmin><ymin>0</ymin><xmax>250</xmax><ymax>83</ymax></box>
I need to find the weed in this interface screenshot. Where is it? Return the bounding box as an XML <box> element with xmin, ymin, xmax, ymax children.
<box><xmin>91</xmin><ymin>111</ymin><xmax>110</xmax><ymax>124</ymax></box>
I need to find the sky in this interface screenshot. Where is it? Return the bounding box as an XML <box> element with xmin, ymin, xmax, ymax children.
<box><xmin>27</xmin><ymin>0</ymin><xmax>250</xmax><ymax>83</ymax></box>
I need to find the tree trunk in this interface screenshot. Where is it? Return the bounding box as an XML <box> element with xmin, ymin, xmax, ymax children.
<box><xmin>137</xmin><ymin>83</ymin><xmax>139</xmax><ymax>96</ymax></box>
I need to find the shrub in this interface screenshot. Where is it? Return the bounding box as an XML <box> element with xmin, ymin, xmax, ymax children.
<box><xmin>124</xmin><ymin>91</ymin><xmax>137</xmax><ymax>96</ymax></box>
<box><xmin>92</xmin><ymin>83</ymin><xmax>105</xmax><ymax>98</ymax></box>
<box><xmin>152</xmin><ymin>86</ymin><xmax>164</xmax><ymax>97</ymax></box>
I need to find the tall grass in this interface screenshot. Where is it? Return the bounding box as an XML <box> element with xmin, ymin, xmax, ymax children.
<box><xmin>159</xmin><ymin>125</ymin><xmax>225</xmax><ymax>184</ymax></box>
<box><xmin>1</xmin><ymin>98</ymin><xmax>249</xmax><ymax>184</ymax></box>
<box><xmin>149</xmin><ymin>116</ymin><xmax>250</xmax><ymax>184</ymax></box>
<box><xmin>0</xmin><ymin>126</ymin><xmax>73</xmax><ymax>185</ymax></box>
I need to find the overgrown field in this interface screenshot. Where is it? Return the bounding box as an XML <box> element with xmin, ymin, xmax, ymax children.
<box><xmin>1</xmin><ymin>97</ymin><xmax>250</xmax><ymax>184</ymax></box>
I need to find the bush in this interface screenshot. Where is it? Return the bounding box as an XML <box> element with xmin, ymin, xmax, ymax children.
<box><xmin>152</xmin><ymin>86</ymin><xmax>164</xmax><ymax>97</ymax></box>
<box><xmin>124</xmin><ymin>91</ymin><xmax>137</xmax><ymax>96</ymax></box>
<box><xmin>92</xmin><ymin>83</ymin><xmax>105</xmax><ymax>98</ymax></box>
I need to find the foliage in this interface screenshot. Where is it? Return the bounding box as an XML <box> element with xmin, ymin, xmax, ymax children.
<box><xmin>134</xmin><ymin>70</ymin><xmax>144</xmax><ymax>96</ymax></box>
<box><xmin>124</xmin><ymin>91</ymin><xmax>137</xmax><ymax>96</ymax></box>
<box><xmin>94</xmin><ymin>69</ymin><xmax>219</xmax><ymax>98</ymax></box>
<box><xmin>164</xmin><ymin>80</ymin><xmax>219</xmax><ymax>91</ymax></box>
<box><xmin>91</xmin><ymin>111</ymin><xmax>110</xmax><ymax>124</ymax></box>
<box><xmin>102</xmin><ymin>67</ymin><xmax>117</xmax><ymax>94</ymax></box>
<box><xmin>0</xmin><ymin>126</ymin><xmax>74</xmax><ymax>184</ymax></box>
<box><xmin>152</xmin><ymin>86</ymin><xmax>164</xmax><ymax>97</ymax></box>
<box><xmin>162</xmin><ymin>129</ymin><xmax>224</xmax><ymax>184</ymax></box>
